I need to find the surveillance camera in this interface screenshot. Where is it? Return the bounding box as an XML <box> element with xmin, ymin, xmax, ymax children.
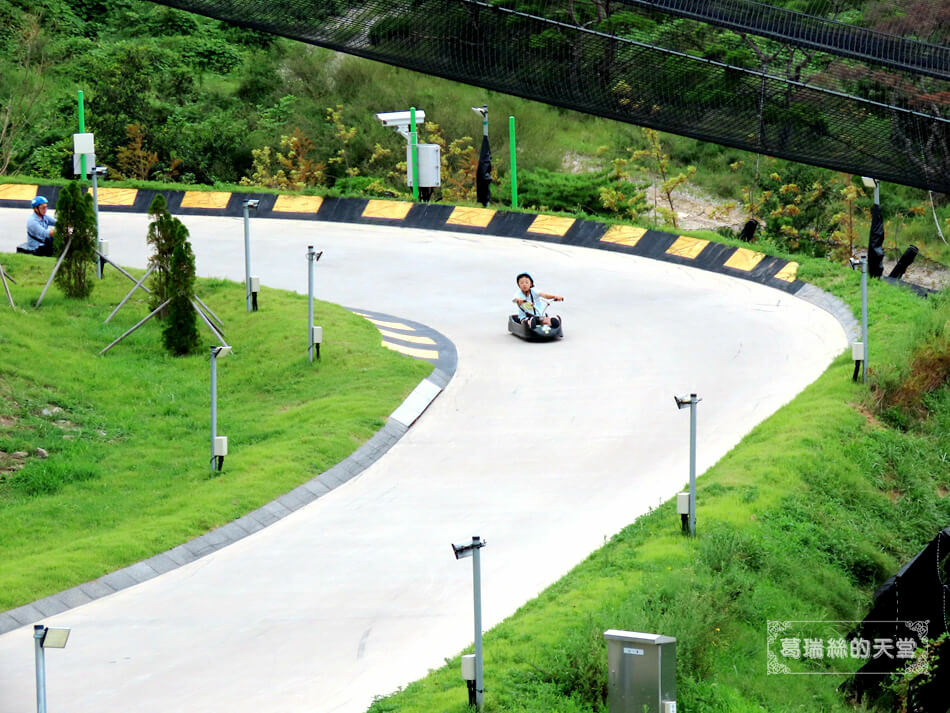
<box><xmin>472</xmin><ymin>105</ymin><xmax>487</xmax><ymax>117</ymax></box>
<box><xmin>375</xmin><ymin>110</ymin><xmax>426</xmax><ymax>128</ymax></box>
<box><xmin>94</xmin><ymin>166</ymin><xmax>108</xmax><ymax>176</ymax></box>
<box><xmin>848</xmin><ymin>257</ymin><xmax>860</xmax><ymax>270</ymax></box>
<box><xmin>244</xmin><ymin>199</ymin><xmax>260</xmax><ymax>210</ymax></box>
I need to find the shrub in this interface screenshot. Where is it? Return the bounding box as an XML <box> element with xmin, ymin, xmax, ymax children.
<box><xmin>162</xmin><ymin>224</ymin><xmax>199</xmax><ymax>356</ymax></box>
<box><xmin>51</xmin><ymin>181</ymin><xmax>97</xmax><ymax>299</ymax></box>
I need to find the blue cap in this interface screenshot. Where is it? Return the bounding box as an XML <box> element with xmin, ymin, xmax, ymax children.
<box><xmin>31</xmin><ymin>196</ymin><xmax>49</xmax><ymax>208</ymax></box>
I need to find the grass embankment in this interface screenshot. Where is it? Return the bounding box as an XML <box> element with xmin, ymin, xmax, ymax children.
<box><xmin>367</xmin><ymin>253</ymin><xmax>950</xmax><ymax>712</ymax></box>
<box><xmin>0</xmin><ymin>254</ymin><xmax>431</xmax><ymax>611</ymax></box>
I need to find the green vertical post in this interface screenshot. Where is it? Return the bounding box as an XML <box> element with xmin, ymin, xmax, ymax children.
<box><xmin>77</xmin><ymin>90</ymin><xmax>87</xmax><ymax>178</ymax></box>
<box><xmin>509</xmin><ymin>116</ymin><xmax>518</xmax><ymax>209</ymax></box>
<box><xmin>409</xmin><ymin>106</ymin><xmax>420</xmax><ymax>202</ymax></box>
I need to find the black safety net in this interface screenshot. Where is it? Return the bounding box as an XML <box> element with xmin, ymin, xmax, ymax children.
<box><xmin>149</xmin><ymin>0</ymin><xmax>950</xmax><ymax>193</ymax></box>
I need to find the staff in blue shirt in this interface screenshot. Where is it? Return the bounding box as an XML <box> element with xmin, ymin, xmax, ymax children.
<box><xmin>26</xmin><ymin>196</ymin><xmax>56</xmax><ymax>256</ymax></box>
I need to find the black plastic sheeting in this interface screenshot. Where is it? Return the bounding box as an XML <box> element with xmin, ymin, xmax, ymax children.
<box><xmin>847</xmin><ymin>527</ymin><xmax>950</xmax><ymax>712</ymax></box>
<box><xmin>147</xmin><ymin>0</ymin><xmax>950</xmax><ymax>193</ymax></box>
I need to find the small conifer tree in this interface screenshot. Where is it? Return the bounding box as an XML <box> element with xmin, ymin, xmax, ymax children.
<box><xmin>52</xmin><ymin>181</ymin><xmax>97</xmax><ymax>298</ymax></box>
<box><xmin>146</xmin><ymin>194</ymin><xmax>177</xmax><ymax>317</ymax></box>
<box><xmin>162</xmin><ymin>220</ymin><xmax>199</xmax><ymax>356</ymax></box>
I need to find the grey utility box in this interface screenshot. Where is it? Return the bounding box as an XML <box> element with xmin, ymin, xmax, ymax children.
<box><xmin>406</xmin><ymin>143</ymin><xmax>441</xmax><ymax>187</ymax></box>
<box><xmin>604</xmin><ymin>629</ymin><xmax>677</xmax><ymax>713</ymax></box>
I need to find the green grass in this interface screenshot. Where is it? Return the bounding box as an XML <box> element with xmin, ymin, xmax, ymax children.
<box><xmin>0</xmin><ymin>254</ymin><xmax>431</xmax><ymax>610</ymax></box>
<box><xmin>363</xmin><ymin>255</ymin><xmax>950</xmax><ymax>711</ymax></box>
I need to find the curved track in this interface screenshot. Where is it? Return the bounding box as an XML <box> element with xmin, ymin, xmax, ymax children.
<box><xmin>0</xmin><ymin>210</ymin><xmax>846</xmax><ymax>713</ymax></box>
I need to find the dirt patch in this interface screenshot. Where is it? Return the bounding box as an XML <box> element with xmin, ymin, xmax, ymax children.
<box><xmin>853</xmin><ymin>404</ymin><xmax>884</xmax><ymax>428</ymax></box>
<box><xmin>938</xmin><ymin>485</ymin><xmax>948</xmax><ymax>498</ymax></box>
<box><xmin>0</xmin><ymin>415</ymin><xmax>14</xmax><ymax>427</ymax></box>
<box><xmin>0</xmin><ymin>450</ymin><xmax>27</xmax><ymax>475</ymax></box>
<box><xmin>645</xmin><ymin>184</ymin><xmax>747</xmax><ymax>233</ymax></box>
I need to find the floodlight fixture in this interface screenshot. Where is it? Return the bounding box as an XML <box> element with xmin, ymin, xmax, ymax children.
<box><xmin>861</xmin><ymin>176</ymin><xmax>877</xmax><ymax>189</ymax></box>
<box><xmin>673</xmin><ymin>394</ymin><xmax>700</xmax><ymax>410</ymax></box>
<box><xmin>212</xmin><ymin>345</ymin><xmax>231</xmax><ymax>358</ymax></box>
<box><xmin>37</xmin><ymin>627</ymin><xmax>70</xmax><ymax>649</ymax></box>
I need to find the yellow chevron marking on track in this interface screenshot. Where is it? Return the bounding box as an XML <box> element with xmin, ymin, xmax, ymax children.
<box><xmin>180</xmin><ymin>191</ymin><xmax>231</xmax><ymax>209</ymax></box>
<box><xmin>724</xmin><ymin>247</ymin><xmax>765</xmax><ymax>272</ymax></box>
<box><xmin>0</xmin><ymin>184</ymin><xmax>38</xmax><ymax>200</ymax></box>
<box><xmin>378</xmin><ymin>329</ymin><xmax>435</xmax><ymax>345</ymax></box>
<box><xmin>774</xmin><ymin>262</ymin><xmax>799</xmax><ymax>282</ymax></box>
<box><xmin>382</xmin><ymin>341</ymin><xmax>439</xmax><ymax>359</ymax></box>
<box><xmin>600</xmin><ymin>225</ymin><xmax>647</xmax><ymax>247</ymax></box>
<box><xmin>666</xmin><ymin>236</ymin><xmax>709</xmax><ymax>259</ymax></box>
<box><xmin>363</xmin><ymin>200</ymin><xmax>412</xmax><ymax>220</ymax></box>
<box><xmin>92</xmin><ymin>188</ymin><xmax>138</xmax><ymax>206</ymax></box>
<box><xmin>356</xmin><ymin>314</ymin><xmax>413</xmax><ymax>330</ymax></box>
<box><xmin>273</xmin><ymin>195</ymin><xmax>323</xmax><ymax>213</ymax></box>
<box><xmin>527</xmin><ymin>215</ymin><xmax>575</xmax><ymax>236</ymax></box>
<box><xmin>446</xmin><ymin>206</ymin><xmax>495</xmax><ymax>228</ymax></box>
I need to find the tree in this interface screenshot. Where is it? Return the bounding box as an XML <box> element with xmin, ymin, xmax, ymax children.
<box><xmin>116</xmin><ymin>123</ymin><xmax>159</xmax><ymax>181</ymax></box>
<box><xmin>162</xmin><ymin>222</ymin><xmax>199</xmax><ymax>356</ymax></box>
<box><xmin>0</xmin><ymin>14</ymin><xmax>50</xmax><ymax>174</ymax></box>
<box><xmin>145</xmin><ymin>194</ymin><xmax>177</xmax><ymax>317</ymax></box>
<box><xmin>52</xmin><ymin>182</ymin><xmax>97</xmax><ymax>299</ymax></box>
<box><xmin>632</xmin><ymin>129</ymin><xmax>696</xmax><ymax>229</ymax></box>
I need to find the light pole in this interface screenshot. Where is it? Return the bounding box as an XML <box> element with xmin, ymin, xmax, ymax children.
<box><xmin>860</xmin><ymin>255</ymin><xmax>868</xmax><ymax>383</ymax></box>
<box><xmin>33</xmin><ymin>625</ymin><xmax>70</xmax><ymax>713</ymax></box>
<box><xmin>453</xmin><ymin>536</ymin><xmax>486</xmax><ymax>711</ymax></box>
<box><xmin>92</xmin><ymin>166</ymin><xmax>107</xmax><ymax>279</ymax></box>
<box><xmin>674</xmin><ymin>394</ymin><xmax>701</xmax><ymax>536</ymax></box>
<box><xmin>307</xmin><ymin>246</ymin><xmax>323</xmax><ymax>363</ymax></box>
<box><xmin>210</xmin><ymin>345</ymin><xmax>231</xmax><ymax>472</ymax></box>
<box><xmin>243</xmin><ymin>199</ymin><xmax>259</xmax><ymax>312</ymax></box>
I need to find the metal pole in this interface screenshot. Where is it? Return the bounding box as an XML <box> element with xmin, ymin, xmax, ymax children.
<box><xmin>34</xmin><ymin>626</ymin><xmax>46</xmax><ymax>713</ymax></box>
<box><xmin>92</xmin><ymin>169</ymin><xmax>102</xmax><ymax>279</ymax></box>
<box><xmin>410</xmin><ymin>107</ymin><xmax>420</xmax><ymax>202</ymax></box>
<box><xmin>472</xmin><ymin>536</ymin><xmax>484</xmax><ymax>711</ymax></box>
<box><xmin>307</xmin><ymin>245</ymin><xmax>315</xmax><ymax>363</ymax></box>
<box><xmin>243</xmin><ymin>203</ymin><xmax>252</xmax><ymax>313</ymax></box>
<box><xmin>210</xmin><ymin>348</ymin><xmax>218</xmax><ymax>473</ymax></box>
<box><xmin>861</xmin><ymin>256</ymin><xmax>868</xmax><ymax>384</ymax></box>
<box><xmin>77</xmin><ymin>91</ymin><xmax>86</xmax><ymax>179</ymax></box>
<box><xmin>509</xmin><ymin>116</ymin><xmax>518</xmax><ymax>209</ymax></box>
<box><xmin>689</xmin><ymin>394</ymin><xmax>697</xmax><ymax>537</ymax></box>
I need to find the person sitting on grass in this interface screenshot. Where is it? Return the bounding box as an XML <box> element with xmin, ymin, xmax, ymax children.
<box><xmin>514</xmin><ymin>272</ymin><xmax>563</xmax><ymax>329</ymax></box>
<box><xmin>25</xmin><ymin>196</ymin><xmax>56</xmax><ymax>256</ymax></box>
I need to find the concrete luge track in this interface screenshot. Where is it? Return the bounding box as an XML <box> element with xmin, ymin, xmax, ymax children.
<box><xmin>0</xmin><ymin>210</ymin><xmax>846</xmax><ymax>713</ymax></box>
